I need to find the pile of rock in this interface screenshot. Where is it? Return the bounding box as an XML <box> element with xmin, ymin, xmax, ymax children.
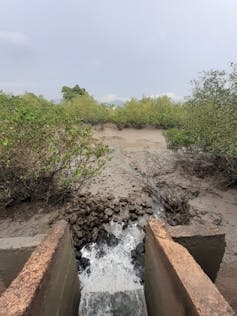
<box><xmin>55</xmin><ymin>192</ymin><xmax>153</xmax><ymax>257</ymax></box>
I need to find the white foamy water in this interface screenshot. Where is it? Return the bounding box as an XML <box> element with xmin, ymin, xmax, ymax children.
<box><xmin>78</xmin><ymin>222</ymin><xmax>147</xmax><ymax>315</ymax></box>
<box><xmin>79</xmin><ymin>222</ymin><xmax>144</xmax><ymax>293</ymax></box>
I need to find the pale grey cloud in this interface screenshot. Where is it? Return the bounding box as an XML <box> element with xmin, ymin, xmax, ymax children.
<box><xmin>98</xmin><ymin>92</ymin><xmax>183</xmax><ymax>104</ymax></box>
<box><xmin>0</xmin><ymin>31</ymin><xmax>29</xmax><ymax>47</ymax></box>
<box><xmin>149</xmin><ymin>92</ymin><xmax>184</xmax><ymax>102</ymax></box>
<box><xmin>98</xmin><ymin>94</ymin><xmax>129</xmax><ymax>103</ymax></box>
<box><xmin>87</xmin><ymin>58</ymin><xmax>103</xmax><ymax>67</ymax></box>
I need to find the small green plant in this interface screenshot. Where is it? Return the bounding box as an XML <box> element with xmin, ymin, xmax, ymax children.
<box><xmin>165</xmin><ymin>128</ymin><xmax>193</xmax><ymax>149</ymax></box>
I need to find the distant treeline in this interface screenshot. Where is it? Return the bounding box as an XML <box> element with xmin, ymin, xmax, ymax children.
<box><xmin>61</xmin><ymin>93</ymin><xmax>184</xmax><ymax>129</ymax></box>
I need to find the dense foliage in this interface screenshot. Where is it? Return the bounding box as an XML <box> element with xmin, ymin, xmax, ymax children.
<box><xmin>63</xmin><ymin>94</ymin><xmax>112</xmax><ymax>125</ymax></box>
<box><xmin>166</xmin><ymin>64</ymin><xmax>237</xmax><ymax>184</ymax></box>
<box><xmin>0</xmin><ymin>92</ymin><xmax>108</xmax><ymax>207</ymax></box>
<box><xmin>111</xmin><ymin>96</ymin><xmax>184</xmax><ymax>129</ymax></box>
<box><xmin>61</xmin><ymin>84</ymin><xmax>87</xmax><ymax>101</ymax></box>
<box><xmin>61</xmin><ymin>94</ymin><xmax>184</xmax><ymax>129</ymax></box>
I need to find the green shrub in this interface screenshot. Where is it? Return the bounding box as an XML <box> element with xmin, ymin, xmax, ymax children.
<box><xmin>112</xmin><ymin>96</ymin><xmax>184</xmax><ymax>129</ymax></box>
<box><xmin>0</xmin><ymin>92</ymin><xmax>108</xmax><ymax>207</ymax></box>
<box><xmin>166</xmin><ymin>64</ymin><xmax>237</xmax><ymax>184</ymax></box>
<box><xmin>165</xmin><ymin>128</ymin><xmax>193</xmax><ymax>149</ymax></box>
<box><xmin>62</xmin><ymin>95</ymin><xmax>111</xmax><ymax>124</ymax></box>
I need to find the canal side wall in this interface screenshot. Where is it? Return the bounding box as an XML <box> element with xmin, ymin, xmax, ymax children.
<box><xmin>168</xmin><ymin>224</ymin><xmax>226</xmax><ymax>282</ymax></box>
<box><xmin>0</xmin><ymin>234</ymin><xmax>45</xmax><ymax>293</ymax></box>
<box><xmin>145</xmin><ymin>219</ymin><xmax>234</xmax><ymax>316</ymax></box>
<box><xmin>0</xmin><ymin>220</ymin><xmax>80</xmax><ymax>316</ymax></box>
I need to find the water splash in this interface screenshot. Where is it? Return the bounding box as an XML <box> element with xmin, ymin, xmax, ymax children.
<box><xmin>78</xmin><ymin>222</ymin><xmax>147</xmax><ymax>315</ymax></box>
<box><xmin>80</xmin><ymin>290</ymin><xmax>148</xmax><ymax>316</ymax></box>
<box><xmin>79</xmin><ymin>222</ymin><xmax>144</xmax><ymax>293</ymax></box>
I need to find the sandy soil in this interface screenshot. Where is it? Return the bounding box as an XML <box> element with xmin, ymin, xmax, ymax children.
<box><xmin>0</xmin><ymin>203</ymin><xmax>57</xmax><ymax>238</ymax></box>
<box><xmin>88</xmin><ymin>127</ymin><xmax>176</xmax><ymax>198</ymax></box>
<box><xmin>0</xmin><ymin>126</ymin><xmax>236</xmax><ymax>310</ymax></box>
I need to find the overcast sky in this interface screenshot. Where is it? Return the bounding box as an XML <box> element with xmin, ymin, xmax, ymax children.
<box><xmin>0</xmin><ymin>0</ymin><xmax>237</xmax><ymax>102</ymax></box>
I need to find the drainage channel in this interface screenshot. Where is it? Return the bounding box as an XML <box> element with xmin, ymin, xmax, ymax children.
<box><xmin>78</xmin><ymin>222</ymin><xmax>148</xmax><ymax>316</ymax></box>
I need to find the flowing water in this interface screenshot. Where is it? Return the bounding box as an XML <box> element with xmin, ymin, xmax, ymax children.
<box><xmin>78</xmin><ymin>222</ymin><xmax>148</xmax><ymax>315</ymax></box>
<box><xmin>78</xmin><ymin>201</ymin><xmax>165</xmax><ymax>316</ymax></box>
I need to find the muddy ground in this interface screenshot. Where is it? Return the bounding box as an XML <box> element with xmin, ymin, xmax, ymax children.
<box><xmin>0</xmin><ymin>126</ymin><xmax>237</xmax><ymax>310</ymax></box>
